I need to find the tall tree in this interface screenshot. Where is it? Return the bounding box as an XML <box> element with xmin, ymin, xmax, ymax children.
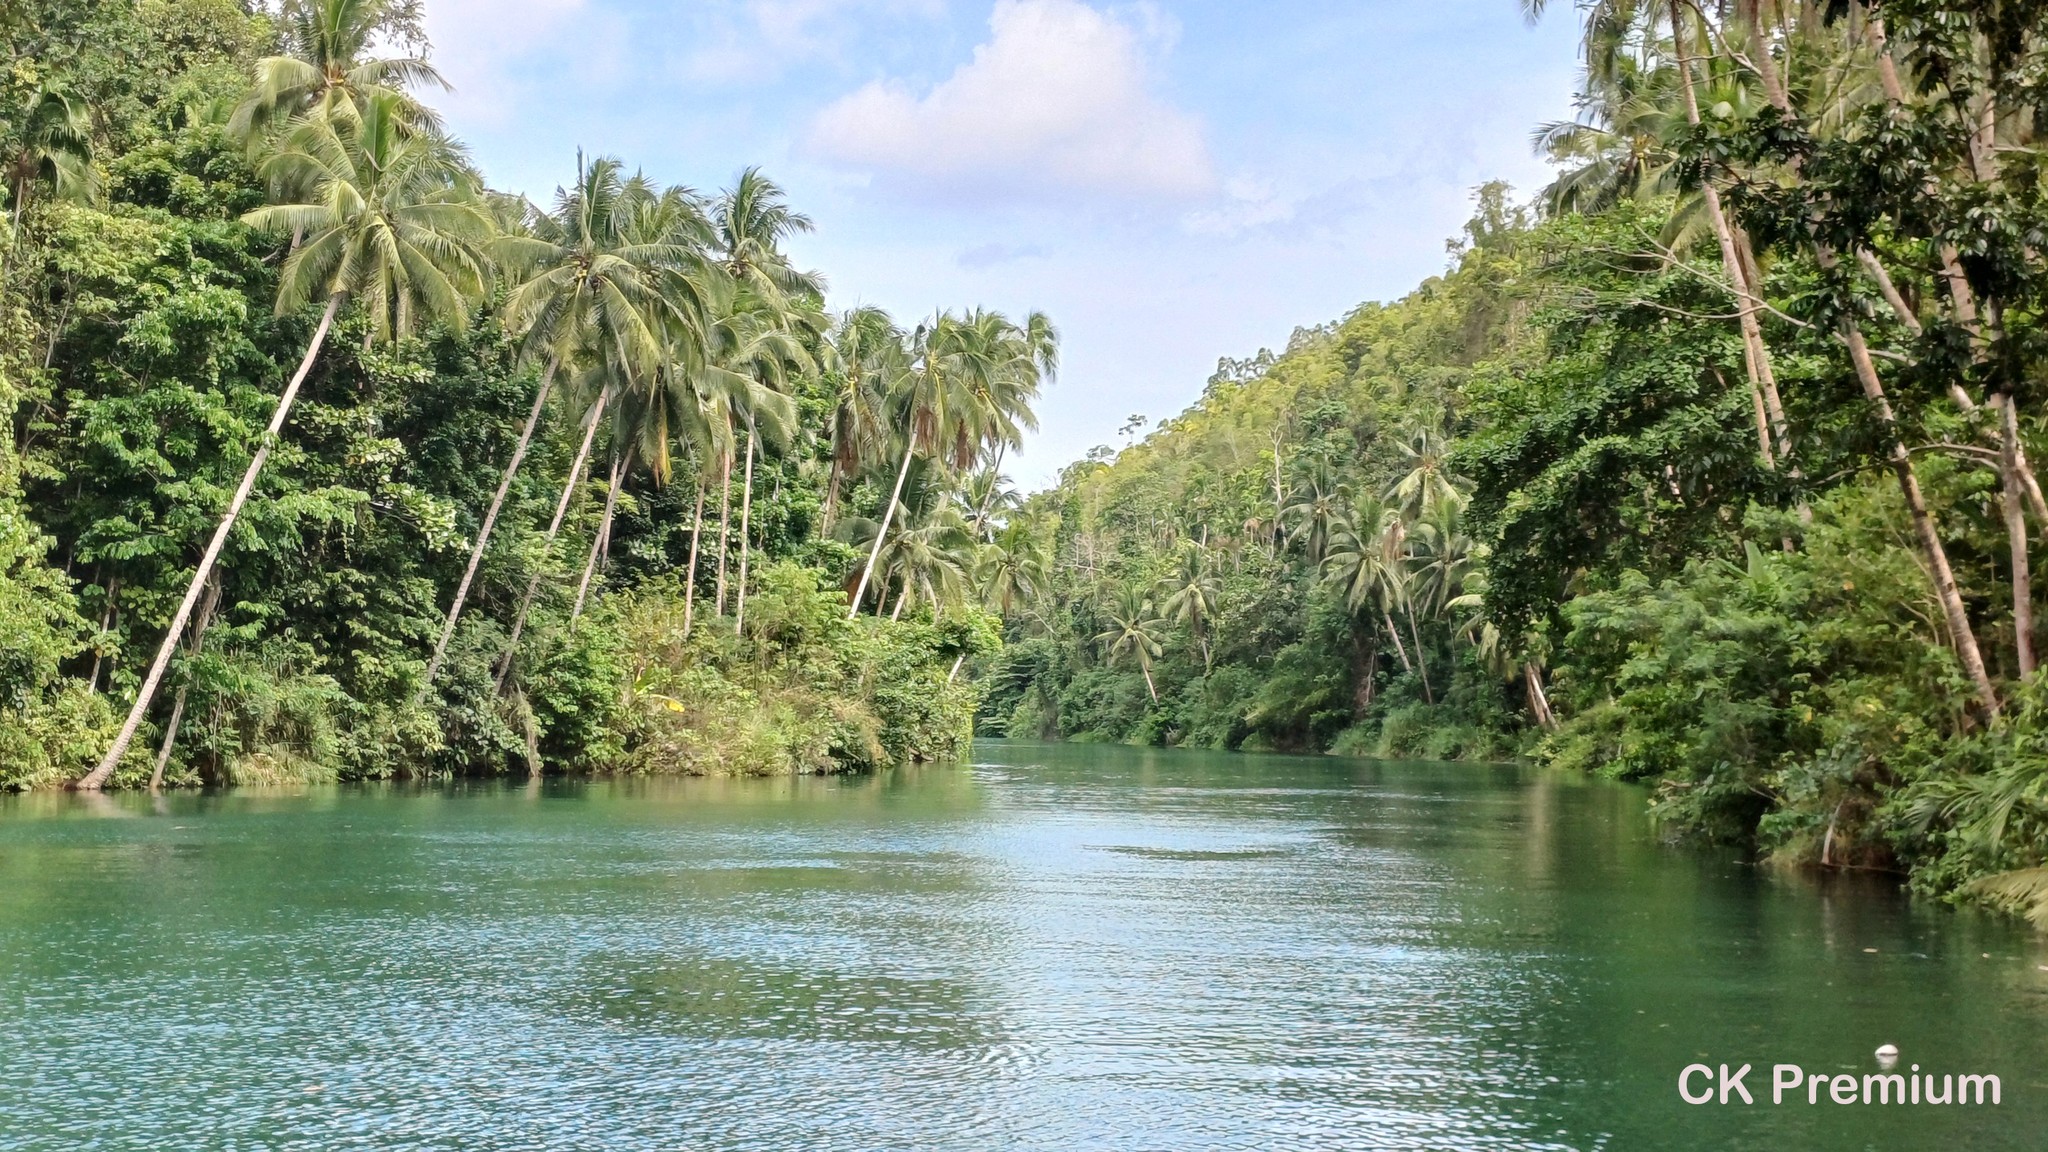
<box><xmin>80</xmin><ymin>92</ymin><xmax>491</xmax><ymax>787</ymax></box>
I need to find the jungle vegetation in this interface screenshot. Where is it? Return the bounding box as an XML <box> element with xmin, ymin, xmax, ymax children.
<box><xmin>1</xmin><ymin>0</ymin><xmax>1038</xmax><ymax>788</ymax></box>
<box><xmin>973</xmin><ymin>0</ymin><xmax>2048</xmax><ymax>915</ymax></box>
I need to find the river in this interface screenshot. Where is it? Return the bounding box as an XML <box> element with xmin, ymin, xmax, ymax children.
<box><xmin>2</xmin><ymin>742</ymin><xmax>2044</xmax><ymax>1150</ymax></box>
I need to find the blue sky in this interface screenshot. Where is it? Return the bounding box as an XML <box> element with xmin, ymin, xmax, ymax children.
<box><xmin>422</xmin><ymin>0</ymin><xmax>1582</xmax><ymax>485</ymax></box>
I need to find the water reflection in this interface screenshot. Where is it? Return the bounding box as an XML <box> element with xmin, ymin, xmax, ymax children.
<box><xmin>0</xmin><ymin>745</ymin><xmax>2044</xmax><ymax>1150</ymax></box>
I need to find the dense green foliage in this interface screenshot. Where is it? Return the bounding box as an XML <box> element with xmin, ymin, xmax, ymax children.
<box><xmin>0</xmin><ymin>0</ymin><xmax>1029</xmax><ymax>787</ymax></box>
<box><xmin>980</xmin><ymin>1</ymin><xmax>2048</xmax><ymax>913</ymax></box>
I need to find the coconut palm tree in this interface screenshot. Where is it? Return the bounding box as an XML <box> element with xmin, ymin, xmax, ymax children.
<box><xmin>713</xmin><ymin>166</ymin><xmax>825</xmax><ymax>303</ymax></box>
<box><xmin>820</xmin><ymin>306</ymin><xmax>902</xmax><ymax>534</ymax></box>
<box><xmin>81</xmin><ymin>92</ymin><xmax>492</xmax><ymax>788</ymax></box>
<box><xmin>848</xmin><ymin>309</ymin><xmax>1050</xmax><ymax>618</ymax></box>
<box><xmin>229</xmin><ymin>0</ymin><xmax>447</xmax><ymax>142</ymax></box>
<box><xmin>423</xmin><ymin>156</ymin><xmax>704</xmax><ymax>698</ymax></box>
<box><xmin>978</xmin><ymin>519</ymin><xmax>1050</xmax><ymax>616</ymax></box>
<box><xmin>1322</xmin><ymin>495</ymin><xmax>1416</xmax><ymax>678</ymax></box>
<box><xmin>1156</xmin><ymin>541</ymin><xmax>1222</xmax><ymax>669</ymax></box>
<box><xmin>1097</xmin><ymin>585</ymin><xmax>1168</xmax><ymax>703</ymax></box>
<box><xmin>5</xmin><ymin>86</ymin><xmax>96</xmax><ymax>230</ymax></box>
<box><xmin>1281</xmin><ymin>462</ymin><xmax>1349</xmax><ymax>563</ymax></box>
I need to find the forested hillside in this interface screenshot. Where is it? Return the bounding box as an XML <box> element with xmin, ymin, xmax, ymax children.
<box><xmin>978</xmin><ymin>1</ymin><xmax>2048</xmax><ymax>915</ymax></box>
<box><xmin>1</xmin><ymin>0</ymin><xmax>1039</xmax><ymax>788</ymax></box>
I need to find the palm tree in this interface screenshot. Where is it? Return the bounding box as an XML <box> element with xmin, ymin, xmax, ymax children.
<box><xmin>229</xmin><ymin>0</ymin><xmax>447</xmax><ymax>142</ymax></box>
<box><xmin>1387</xmin><ymin>426</ymin><xmax>1462</xmax><ymax>519</ymax></box>
<box><xmin>81</xmin><ymin>92</ymin><xmax>492</xmax><ymax>787</ymax></box>
<box><xmin>880</xmin><ymin>499</ymin><xmax>975</xmax><ymax>620</ymax></box>
<box><xmin>5</xmin><ymin>86</ymin><xmax>96</xmax><ymax>229</ymax></box>
<box><xmin>849</xmin><ymin>309</ymin><xmax>1050</xmax><ymax>618</ymax></box>
<box><xmin>1281</xmin><ymin>462</ymin><xmax>1348</xmax><ymax>563</ymax></box>
<box><xmin>1322</xmin><ymin>495</ymin><xmax>1415</xmax><ymax>679</ymax></box>
<box><xmin>713</xmin><ymin>166</ymin><xmax>826</xmax><ymax>303</ymax></box>
<box><xmin>1156</xmin><ymin>542</ymin><xmax>1221</xmax><ymax>669</ymax></box>
<box><xmin>978</xmin><ymin>519</ymin><xmax>1050</xmax><ymax>616</ymax></box>
<box><xmin>1097</xmin><ymin>585</ymin><xmax>1167</xmax><ymax>703</ymax></box>
<box><xmin>820</xmin><ymin>306</ymin><xmax>900</xmax><ymax>533</ymax></box>
<box><xmin>423</xmin><ymin>156</ymin><xmax>698</xmax><ymax>698</ymax></box>
<box><xmin>704</xmin><ymin>296</ymin><xmax>809</xmax><ymax>633</ymax></box>
<box><xmin>962</xmin><ymin>464</ymin><xmax>1018</xmax><ymax>541</ymax></box>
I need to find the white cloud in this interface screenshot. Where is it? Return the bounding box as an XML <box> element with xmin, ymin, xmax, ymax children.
<box><xmin>806</xmin><ymin>0</ymin><xmax>1213</xmax><ymax>198</ymax></box>
<box><xmin>956</xmin><ymin>241</ymin><xmax>1051</xmax><ymax>269</ymax></box>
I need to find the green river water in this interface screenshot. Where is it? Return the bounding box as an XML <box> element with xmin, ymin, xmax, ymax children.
<box><xmin>2</xmin><ymin>742</ymin><xmax>2045</xmax><ymax>1150</ymax></box>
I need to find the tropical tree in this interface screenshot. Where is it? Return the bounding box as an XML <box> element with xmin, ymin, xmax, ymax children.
<box><xmin>5</xmin><ymin>86</ymin><xmax>96</xmax><ymax>229</ymax></box>
<box><xmin>81</xmin><ymin>91</ymin><xmax>492</xmax><ymax>787</ymax></box>
<box><xmin>422</xmin><ymin>156</ymin><xmax>705</xmax><ymax>697</ymax></box>
<box><xmin>847</xmin><ymin>306</ymin><xmax>1054</xmax><ymax>617</ymax></box>
<box><xmin>820</xmin><ymin>306</ymin><xmax>902</xmax><ymax>533</ymax></box>
<box><xmin>229</xmin><ymin>0</ymin><xmax>446</xmax><ymax>141</ymax></box>
<box><xmin>1281</xmin><ymin>462</ymin><xmax>1349</xmax><ymax>563</ymax></box>
<box><xmin>978</xmin><ymin>519</ymin><xmax>1050</xmax><ymax>616</ymax></box>
<box><xmin>1096</xmin><ymin>585</ymin><xmax>1168</xmax><ymax>703</ymax></box>
<box><xmin>1156</xmin><ymin>541</ymin><xmax>1221</xmax><ymax>669</ymax></box>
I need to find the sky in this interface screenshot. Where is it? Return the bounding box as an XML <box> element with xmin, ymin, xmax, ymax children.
<box><xmin>421</xmin><ymin>0</ymin><xmax>1583</xmax><ymax>486</ymax></box>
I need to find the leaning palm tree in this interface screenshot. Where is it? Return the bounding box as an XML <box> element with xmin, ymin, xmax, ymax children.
<box><xmin>229</xmin><ymin>0</ymin><xmax>447</xmax><ymax>142</ymax></box>
<box><xmin>848</xmin><ymin>309</ymin><xmax>1049</xmax><ymax>618</ymax></box>
<box><xmin>819</xmin><ymin>306</ymin><xmax>902</xmax><ymax>533</ymax></box>
<box><xmin>421</xmin><ymin>156</ymin><xmax>702</xmax><ymax>698</ymax></box>
<box><xmin>1097</xmin><ymin>585</ymin><xmax>1168</xmax><ymax>703</ymax></box>
<box><xmin>80</xmin><ymin>92</ymin><xmax>492</xmax><ymax>788</ymax></box>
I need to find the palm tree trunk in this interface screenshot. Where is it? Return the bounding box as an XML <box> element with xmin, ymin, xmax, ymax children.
<box><xmin>735</xmin><ymin>420</ymin><xmax>757</xmax><ymax>635</ymax></box>
<box><xmin>2001</xmin><ymin>396</ymin><xmax>2036</xmax><ymax>676</ymax></box>
<box><xmin>1382</xmin><ymin>607</ymin><xmax>1412</xmax><ymax>672</ymax></box>
<box><xmin>422</xmin><ymin>357</ymin><xmax>560</xmax><ymax>700</ymax></box>
<box><xmin>975</xmin><ymin>441</ymin><xmax>1008</xmax><ymax>533</ymax></box>
<box><xmin>1742</xmin><ymin>12</ymin><xmax>2000</xmax><ymax>714</ymax></box>
<box><xmin>1525</xmin><ymin>662</ymin><xmax>1558</xmax><ymax>732</ymax></box>
<box><xmin>149</xmin><ymin>575</ymin><xmax>222</xmax><ymax>791</ymax></box>
<box><xmin>713</xmin><ymin>449</ymin><xmax>732</xmax><ymax>615</ymax></box>
<box><xmin>948</xmin><ymin>653</ymin><xmax>966</xmax><ymax>684</ymax></box>
<box><xmin>1141</xmin><ymin>663</ymin><xmax>1158</xmax><ymax>703</ymax></box>
<box><xmin>683</xmin><ymin>481</ymin><xmax>706</xmax><ymax>639</ymax></box>
<box><xmin>821</xmin><ymin>458</ymin><xmax>840</xmax><ymax>537</ymax></box>
<box><xmin>1672</xmin><ymin>1</ymin><xmax>1790</xmax><ymax>466</ymax></box>
<box><xmin>1408</xmin><ymin>612</ymin><xmax>1433</xmax><ymax>705</ymax></box>
<box><xmin>891</xmin><ymin>584</ymin><xmax>908</xmax><ymax>620</ymax></box>
<box><xmin>495</xmin><ymin>389</ymin><xmax>608</xmax><ymax>692</ymax></box>
<box><xmin>849</xmin><ymin>439</ymin><xmax>916</xmax><ymax>619</ymax></box>
<box><xmin>80</xmin><ymin>293</ymin><xmax>341</xmax><ymax>789</ymax></box>
<box><xmin>571</xmin><ymin>454</ymin><xmax>626</xmax><ymax>625</ymax></box>
<box><xmin>86</xmin><ymin>576</ymin><xmax>118</xmax><ymax>694</ymax></box>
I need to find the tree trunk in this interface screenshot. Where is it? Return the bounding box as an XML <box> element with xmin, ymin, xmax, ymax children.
<box><xmin>421</xmin><ymin>357</ymin><xmax>560</xmax><ymax>701</ymax></box>
<box><xmin>150</xmin><ymin>575</ymin><xmax>222</xmax><ymax>791</ymax></box>
<box><xmin>734</xmin><ymin>420</ymin><xmax>756</xmax><ymax>635</ymax></box>
<box><xmin>947</xmin><ymin>652</ymin><xmax>966</xmax><ymax>684</ymax></box>
<box><xmin>2001</xmin><ymin>396</ymin><xmax>2036</xmax><ymax>676</ymax></box>
<box><xmin>683</xmin><ymin>481</ymin><xmax>706</xmax><ymax>639</ymax></box>
<box><xmin>1382</xmin><ymin>607</ymin><xmax>1412</xmax><ymax>672</ymax></box>
<box><xmin>713</xmin><ymin>449</ymin><xmax>732</xmax><ymax>615</ymax></box>
<box><xmin>1743</xmin><ymin>13</ymin><xmax>2000</xmax><ymax>715</ymax></box>
<box><xmin>975</xmin><ymin>441</ymin><xmax>1008</xmax><ymax>536</ymax></box>
<box><xmin>571</xmin><ymin>454</ymin><xmax>626</xmax><ymax>625</ymax></box>
<box><xmin>1141</xmin><ymin>663</ymin><xmax>1158</xmax><ymax>703</ymax></box>
<box><xmin>848</xmin><ymin>439</ymin><xmax>916</xmax><ymax>619</ymax></box>
<box><xmin>1525</xmin><ymin>662</ymin><xmax>1558</xmax><ymax>732</ymax></box>
<box><xmin>1408</xmin><ymin>612</ymin><xmax>1433</xmax><ymax>705</ymax></box>
<box><xmin>86</xmin><ymin>576</ymin><xmax>119</xmax><ymax>695</ymax></box>
<box><xmin>820</xmin><ymin>458</ymin><xmax>840</xmax><ymax>537</ymax></box>
<box><xmin>1672</xmin><ymin>1</ymin><xmax>1790</xmax><ymax>465</ymax></box>
<box><xmin>496</xmin><ymin>389</ymin><xmax>608</xmax><ymax>692</ymax></box>
<box><xmin>80</xmin><ymin>293</ymin><xmax>342</xmax><ymax>789</ymax></box>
